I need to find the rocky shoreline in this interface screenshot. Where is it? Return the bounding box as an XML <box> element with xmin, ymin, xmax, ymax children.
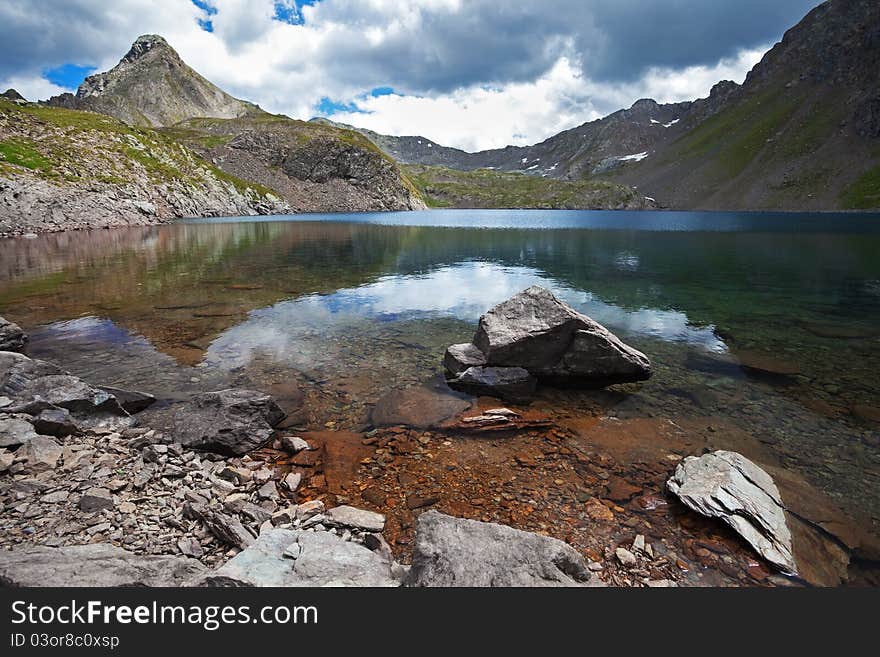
<box><xmin>1</xmin><ymin>293</ymin><xmax>878</xmax><ymax>587</ymax></box>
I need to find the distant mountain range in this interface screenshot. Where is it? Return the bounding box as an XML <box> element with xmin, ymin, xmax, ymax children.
<box><xmin>0</xmin><ymin>0</ymin><xmax>877</xmax><ymax>234</ymax></box>
<box><xmin>315</xmin><ymin>0</ymin><xmax>880</xmax><ymax>211</ymax></box>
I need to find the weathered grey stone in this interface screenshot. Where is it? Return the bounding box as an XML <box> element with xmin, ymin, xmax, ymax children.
<box><xmin>283</xmin><ymin>472</ymin><xmax>302</xmax><ymax>492</ymax></box>
<box><xmin>200</xmin><ymin>529</ymin><xmax>399</xmax><ymax>587</ymax></box>
<box><xmin>0</xmin><ymin>317</ymin><xmax>27</xmax><ymax>352</ymax></box>
<box><xmin>20</xmin><ymin>435</ymin><xmax>62</xmax><ymax>472</ymax></box>
<box><xmin>449</xmin><ymin>366</ymin><xmax>536</xmax><ymax>401</ymax></box>
<box><xmin>0</xmin><ymin>543</ymin><xmax>205</xmax><ymax>586</ymax></box>
<box><xmin>31</xmin><ymin>407</ymin><xmax>79</xmax><ymax>437</ymax></box>
<box><xmin>257</xmin><ymin>480</ymin><xmax>278</xmax><ymax>500</ymax></box>
<box><xmin>0</xmin><ymin>351</ymin><xmax>124</xmax><ymax>416</ymax></box>
<box><xmin>142</xmin><ymin>389</ymin><xmax>284</xmax><ymax>455</ymax></box>
<box><xmin>407</xmin><ymin>511</ymin><xmax>602</xmax><ymax>587</ymax></box>
<box><xmin>296</xmin><ymin>499</ymin><xmax>325</xmax><ymax>520</ymax></box>
<box><xmin>185</xmin><ymin>503</ymin><xmax>255</xmax><ymax>549</ymax></box>
<box><xmin>79</xmin><ymin>487</ymin><xmax>114</xmax><ymax>512</ymax></box>
<box><xmin>325</xmin><ymin>505</ymin><xmax>385</xmax><ymax>533</ymax></box>
<box><xmin>470</xmin><ymin>286</ymin><xmax>651</xmax><ymax>385</ymax></box>
<box><xmin>443</xmin><ymin>343</ymin><xmax>487</xmax><ymax>376</ymax></box>
<box><xmin>99</xmin><ymin>386</ymin><xmax>156</xmax><ymax>414</ymax></box>
<box><xmin>177</xmin><ymin>537</ymin><xmax>204</xmax><ymax>558</ymax></box>
<box><xmin>667</xmin><ymin>450</ymin><xmax>797</xmax><ymax>574</ymax></box>
<box><xmin>0</xmin><ymin>414</ymin><xmax>38</xmax><ymax>447</ymax></box>
<box><xmin>280</xmin><ymin>435</ymin><xmax>310</xmax><ymax>453</ymax></box>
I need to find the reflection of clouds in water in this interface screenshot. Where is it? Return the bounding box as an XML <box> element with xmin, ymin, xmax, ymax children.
<box><xmin>208</xmin><ymin>262</ymin><xmax>724</xmax><ymax>371</ymax></box>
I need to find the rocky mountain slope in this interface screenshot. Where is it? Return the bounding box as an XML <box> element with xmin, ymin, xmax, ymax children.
<box><xmin>0</xmin><ymin>36</ymin><xmax>424</xmax><ymax>235</ymax></box>
<box><xmin>610</xmin><ymin>0</ymin><xmax>880</xmax><ymax>210</ymax></box>
<box><xmin>330</xmin><ymin>0</ymin><xmax>878</xmax><ymax>211</ymax></box>
<box><xmin>165</xmin><ymin>115</ymin><xmax>425</xmax><ymax>213</ymax></box>
<box><xmin>0</xmin><ymin>99</ymin><xmax>288</xmax><ymax>238</ymax></box>
<box><xmin>46</xmin><ymin>35</ymin><xmax>258</xmax><ymax>128</ymax></box>
<box><xmin>405</xmin><ymin>164</ymin><xmax>654</xmax><ymax>210</ymax></box>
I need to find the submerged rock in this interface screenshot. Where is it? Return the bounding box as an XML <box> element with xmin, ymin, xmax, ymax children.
<box><xmin>443</xmin><ymin>286</ymin><xmax>651</xmax><ymax>396</ymax></box>
<box><xmin>0</xmin><ymin>543</ymin><xmax>205</xmax><ymax>587</ymax></box>
<box><xmin>448</xmin><ymin>365</ymin><xmax>536</xmax><ymax>401</ymax></box>
<box><xmin>0</xmin><ymin>317</ymin><xmax>27</xmax><ymax>352</ymax></box>
<box><xmin>406</xmin><ymin>510</ymin><xmax>602</xmax><ymax>587</ymax></box>
<box><xmin>667</xmin><ymin>450</ymin><xmax>796</xmax><ymax>575</ymax></box>
<box><xmin>143</xmin><ymin>389</ymin><xmax>284</xmax><ymax>455</ymax></box>
<box><xmin>200</xmin><ymin>529</ymin><xmax>399</xmax><ymax>587</ymax></box>
<box><xmin>371</xmin><ymin>382</ymin><xmax>471</xmax><ymax>429</ymax></box>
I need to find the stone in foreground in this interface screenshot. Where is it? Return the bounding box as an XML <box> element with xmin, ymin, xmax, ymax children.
<box><xmin>449</xmin><ymin>365</ymin><xmax>536</xmax><ymax>401</ymax></box>
<box><xmin>0</xmin><ymin>544</ymin><xmax>205</xmax><ymax>586</ymax></box>
<box><xmin>406</xmin><ymin>511</ymin><xmax>602</xmax><ymax>587</ymax></box>
<box><xmin>144</xmin><ymin>388</ymin><xmax>285</xmax><ymax>455</ymax></box>
<box><xmin>667</xmin><ymin>450</ymin><xmax>797</xmax><ymax>574</ymax></box>
<box><xmin>443</xmin><ymin>343</ymin><xmax>487</xmax><ymax>375</ymax></box>
<box><xmin>325</xmin><ymin>505</ymin><xmax>386</xmax><ymax>533</ymax></box>
<box><xmin>200</xmin><ymin>529</ymin><xmax>399</xmax><ymax>587</ymax></box>
<box><xmin>471</xmin><ymin>286</ymin><xmax>651</xmax><ymax>385</ymax></box>
<box><xmin>0</xmin><ymin>317</ymin><xmax>27</xmax><ymax>352</ymax></box>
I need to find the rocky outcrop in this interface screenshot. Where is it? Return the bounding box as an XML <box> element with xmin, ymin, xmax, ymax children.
<box><xmin>452</xmin><ymin>366</ymin><xmax>536</xmax><ymax>401</ymax></box>
<box><xmin>667</xmin><ymin>450</ymin><xmax>797</xmax><ymax>574</ymax></box>
<box><xmin>141</xmin><ymin>389</ymin><xmax>284</xmax><ymax>456</ymax></box>
<box><xmin>0</xmin><ymin>317</ymin><xmax>27</xmax><ymax>352</ymax></box>
<box><xmin>407</xmin><ymin>511</ymin><xmax>602</xmax><ymax>587</ymax></box>
<box><xmin>200</xmin><ymin>529</ymin><xmax>399</xmax><ymax>587</ymax></box>
<box><xmin>0</xmin><ymin>543</ymin><xmax>205</xmax><ymax>586</ymax></box>
<box><xmin>444</xmin><ymin>286</ymin><xmax>651</xmax><ymax>397</ymax></box>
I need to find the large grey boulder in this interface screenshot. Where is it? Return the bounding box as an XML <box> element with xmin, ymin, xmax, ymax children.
<box><xmin>201</xmin><ymin>529</ymin><xmax>399</xmax><ymax>587</ymax></box>
<box><xmin>0</xmin><ymin>543</ymin><xmax>205</xmax><ymax>586</ymax></box>
<box><xmin>667</xmin><ymin>450</ymin><xmax>797</xmax><ymax>575</ymax></box>
<box><xmin>406</xmin><ymin>511</ymin><xmax>602</xmax><ymax>587</ymax></box>
<box><xmin>0</xmin><ymin>351</ymin><xmax>124</xmax><ymax>417</ymax></box>
<box><xmin>474</xmin><ymin>286</ymin><xmax>651</xmax><ymax>384</ymax></box>
<box><xmin>0</xmin><ymin>317</ymin><xmax>27</xmax><ymax>352</ymax></box>
<box><xmin>444</xmin><ymin>287</ymin><xmax>651</xmax><ymax>392</ymax></box>
<box><xmin>144</xmin><ymin>389</ymin><xmax>284</xmax><ymax>455</ymax></box>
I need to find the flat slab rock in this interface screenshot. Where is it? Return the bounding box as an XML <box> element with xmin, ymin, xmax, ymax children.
<box><xmin>667</xmin><ymin>450</ymin><xmax>797</xmax><ymax>574</ymax></box>
<box><xmin>325</xmin><ymin>505</ymin><xmax>386</xmax><ymax>533</ymax></box>
<box><xmin>0</xmin><ymin>543</ymin><xmax>205</xmax><ymax>587</ymax></box>
<box><xmin>406</xmin><ymin>511</ymin><xmax>603</xmax><ymax>587</ymax></box>
<box><xmin>200</xmin><ymin>529</ymin><xmax>399</xmax><ymax>587</ymax></box>
<box><xmin>142</xmin><ymin>388</ymin><xmax>284</xmax><ymax>456</ymax></box>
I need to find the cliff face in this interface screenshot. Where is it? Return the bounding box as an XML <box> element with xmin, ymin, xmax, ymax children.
<box><xmin>48</xmin><ymin>35</ymin><xmax>257</xmax><ymax>128</ymax></box>
<box><xmin>167</xmin><ymin>116</ymin><xmax>425</xmax><ymax>213</ymax></box>
<box><xmin>0</xmin><ymin>101</ymin><xmax>288</xmax><ymax>238</ymax></box>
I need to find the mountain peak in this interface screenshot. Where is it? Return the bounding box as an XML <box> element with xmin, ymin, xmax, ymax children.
<box><xmin>122</xmin><ymin>34</ymin><xmax>175</xmax><ymax>63</ymax></box>
<box><xmin>54</xmin><ymin>33</ymin><xmax>258</xmax><ymax>127</ymax></box>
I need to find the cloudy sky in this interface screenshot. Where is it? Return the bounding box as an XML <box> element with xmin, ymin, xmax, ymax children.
<box><xmin>1</xmin><ymin>0</ymin><xmax>820</xmax><ymax>151</ymax></box>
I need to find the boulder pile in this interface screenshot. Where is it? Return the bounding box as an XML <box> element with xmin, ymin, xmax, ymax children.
<box><xmin>444</xmin><ymin>286</ymin><xmax>652</xmax><ymax>399</ymax></box>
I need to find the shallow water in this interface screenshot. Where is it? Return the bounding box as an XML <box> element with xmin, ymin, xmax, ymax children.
<box><xmin>1</xmin><ymin>209</ymin><xmax>879</xmax><ymax>537</ymax></box>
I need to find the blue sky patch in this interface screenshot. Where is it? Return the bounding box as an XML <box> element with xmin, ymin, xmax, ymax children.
<box><xmin>317</xmin><ymin>97</ymin><xmax>364</xmax><ymax>116</ymax></box>
<box><xmin>191</xmin><ymin>0</ymin><xmax>216</xmax><ymax>31</ymax></box>
<box><xmin>369</xmin><ymin>86</ymin><xmax>396</xmax><ymax>97</ymax></box>
<box><xmin>42</xmin><ymin>63</ymin><xmax>97</xmax><ymax>90</ymax></box>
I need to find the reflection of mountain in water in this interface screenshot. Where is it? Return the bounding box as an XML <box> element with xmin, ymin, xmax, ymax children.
<box><xmin>1</xmin><ymin>215</ymin><xmax>879</xmax><ymax>370</ymax></box>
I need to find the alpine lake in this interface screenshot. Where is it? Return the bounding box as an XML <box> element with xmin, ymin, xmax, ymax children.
<box><xmin>2</xmin><ymin>209</ymin><xmax>879</xmax><ymax>586</ymax></box>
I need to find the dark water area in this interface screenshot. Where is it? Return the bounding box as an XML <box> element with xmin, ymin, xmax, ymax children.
<box><xmin>1</xmin><ymin>209</ymin><xmax>879</xmax><ymax>577</ymax></box>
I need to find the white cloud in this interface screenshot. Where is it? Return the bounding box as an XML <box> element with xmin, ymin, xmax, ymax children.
<box><xmin>0</xmin><ymin>0</ymin><xmax>788</xmax><ymax>150</ymax></box>
<box><xmin>0</xmin><ymin>75</ymin><xmax>68</xmax><ymax>102</ymax></box>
